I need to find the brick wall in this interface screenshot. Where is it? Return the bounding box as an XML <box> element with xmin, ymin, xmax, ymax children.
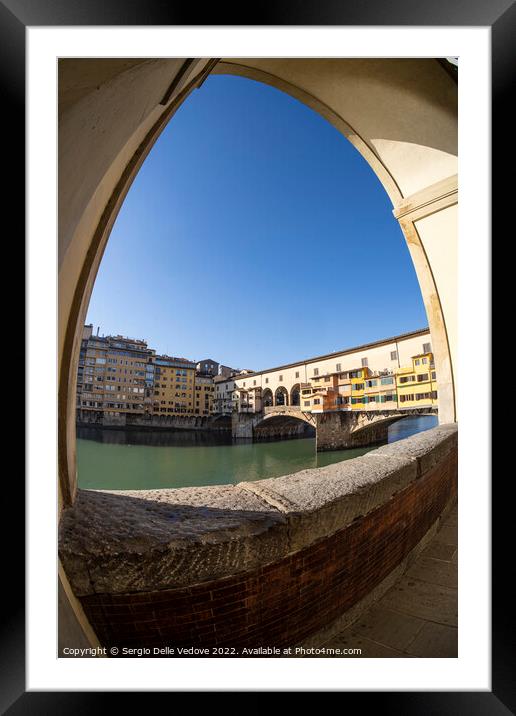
<box><xmin>80</xmin><ymin>447</ymin><xmax>457</xmax><ymax>653</ymax></box>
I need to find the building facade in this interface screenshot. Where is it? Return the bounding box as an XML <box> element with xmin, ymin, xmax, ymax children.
<box><xmin>76</xmin><ymin>325</ymin><xmax>155</xmax><ymax>415</ymax></box>
<box><xmin>233</xmin><ymin>328</ymin><xmax>438</xmax><ymax>414</ymax></box>
<box><xmin>77</xmin><ymin>326</ymin><xmax>239</xmax><ymax>420</ymax></box>
<box><xmin>196</xmin><ymin>359</ymin><xmax>219</xmax><ymax>377</ymax></box>
<box><xmin>76</xmin><ymin>326</ymin><xmax>437</xmax><ymax>421</ymax></box>
<box><xmin>194</xmin><ymin>373</ymin><xmax>215</xmax><ymax>415</ymax></box>
<box><xmin>151</xmin><ymin>355</ymin><xmax>197</xmax><ymax>416</ymax></box>
<box><xmin>218</xmin><ymin>364</ymin><xmax>239</xmax><ymax>378</ymax></box>
<box><xmin>212</xmin><ymin>375</ymin><xmax>238</xmax><ymax>415</ymax></box>
<box><xmin>396</xmin><ymin>352</ymin><xmax>438</xmax><ymax>408</ymax></box>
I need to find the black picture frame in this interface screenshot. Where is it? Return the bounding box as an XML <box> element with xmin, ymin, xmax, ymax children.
<box><xmin>10</xmin><ymin>0</ymin><xmax>504</xmax><ymax>708</ymax></box>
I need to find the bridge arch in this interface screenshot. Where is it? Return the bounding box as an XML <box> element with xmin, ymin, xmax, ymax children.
<box><xmin>257</xmin><ymin>412</ymin><xmax>314</xmax><ymax>427</ymax></box>
<box><xmin>59</xmin><ymin>57</ymin><xmax>457</xmax><ymax>508</ymax></box>
<box><xmin>253</xmin><ymin>411</ymin><xmax>316</xmax><ymax>442</ymax></box>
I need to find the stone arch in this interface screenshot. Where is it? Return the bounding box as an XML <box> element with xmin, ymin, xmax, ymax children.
<box><xmin>253</xmin><ymin>413</ymin><xmax>316</xmax><ymax>441</ymax></box>
<box><xmin>290</xmin><ymin>384</ymin><xmax>301</xmax><ymax>406</ymax></box>
<box><xmin>59</xmin><ymin>57</ymin><xmax>457</xmax><ymax>508</ymax></box>
<box><xmin>262</xmin><ymin>388</ymin><xmax>273</xmax><ymax>407</ymax></box>
<box><xmin>274</xmin><ymin>386</ymin><xmax>289</xmax><ymax>407</ymax></box>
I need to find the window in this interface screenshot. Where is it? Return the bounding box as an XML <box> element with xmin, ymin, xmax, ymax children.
<box><xmin>415</xmin><ymin>359</ymin><xmax>420</xmax><ymax>366</ymax></box>
<box><xmin>336</xmin><ymin>363</ymin><xmax>341</xmax><ymax>372</ymax></box>
<box><xmin>279</xmin><ymin>375</ymin><xmax>283</xmax><ymax>381</ymax></box>
<box><xmin>265</xmin><ymin>378</ymin><xmax>269</xmax><ymax>384</ymax></box>
<box><xmin>431</xmin><ymin>372</ymin><xmax>436</xmax><ymax>380</ymax></box>
<box><xmin>313</xmin><ymin>399</ymin><xmax>320</xmax><ymax>405</ymax></box>
<box><xmin>303</xmin><ymin>401</ymin><xmax>310</xmax><ymax>407</ymax></box>
<box><xmin>361</xmin><ymin>357</ymin><xmax>368</xmax><ymax>367</ymax></box>
<box><xmin>423</xmin><ymin>342</ymin><xmax>431</xmax><ymax>353</ymax></box>
<box><xmin>313</xmin><ymin>368</ymin><xmax>319</xmax><ymax>376</ymax></box>
<box><xmin>380</xmin><ymin>377</ymin><xmax>393</xmax><ymax>385</ymax></box>
<box><xmin>295</xmin><ymin>371</ymin><xmax>300</xmax><ymax>378</ymax></box>
<box><xmin>390</xmin><ymin>350</ymin><xmax>397</xmax><ymax>361</ymax></box>
<box><xmin>417</xmin><ymin>373</ymin><xmax>429</xmax><ymax>382</ymax></box>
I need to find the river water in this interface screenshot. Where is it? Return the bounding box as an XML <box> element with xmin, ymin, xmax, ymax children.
<box><xmin>77</xmin><ymin>415</ymin><xmax>437</xmax><ymax>491</ymax></box>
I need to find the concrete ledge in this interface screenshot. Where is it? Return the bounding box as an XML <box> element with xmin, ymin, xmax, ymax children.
<box><xmin>59</xmin><ymin>424</ymin><xmax>458</xmax><ymax>598</ymax></box>
<box><xmin>364</xmin><ymin>423</ymin><xmax>457</xmax><ymax>476</ymax></box>
<box><xmin>239</xmin><ymin>453</ymin><xmax>417</xmax><ymax>551</ymax></box>
<box><xmin>59</xmin><ymin>485</ymin><xmax>288</xmax><ymax>595</ymax></box>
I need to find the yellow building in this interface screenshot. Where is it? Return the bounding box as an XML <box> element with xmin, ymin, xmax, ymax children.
<box><xmin>151</xmin><ymin>356</ymin><xmax>196</xmax><ymax>416</ymax></box>
<box><xmin>363</xmin><ymin>371</ymin><xmax>398</xmax><ymax>410</ymax></box>
<box><xmin>349</xmin><ymin>367</ymin><xmax>367</xmax><ymax>409</ymax></box>
<box><xmin>302</xmin><ymin>365</ymin><xmax>400</xmax><ymax>413</ymax></box>
<box><xmin>194</xmin><ymin>373</ymin><xmax>215</xmax><ymax>416</ymax></box>
<box><xmin>396</xmin><ymin>352</ymin><xmax>438</xmax><ymax>409</ymax></box>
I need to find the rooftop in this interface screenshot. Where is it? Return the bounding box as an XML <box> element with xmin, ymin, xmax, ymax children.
<box><xmin>154</xmin><ymin>355</ymin><xmax>196</xmax><ymax>367</ymax></box>
<box><xmin>232</xmin><ymin>328</ymin><xmax>430</xmax><ymax>380</ymax></box>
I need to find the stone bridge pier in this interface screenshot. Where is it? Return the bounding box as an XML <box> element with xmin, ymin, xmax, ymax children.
<box><xmin>316</xmin><ymin>411</ymin><xmax>407</xmax><ymax>451</ymax></box>
<box><xmin>233</xmin><ymin>408</ymin><xmax>436</xmax><ymax>450</ymax></box>
<box><xmin>232</xmin><ymin>412</ymin><xmax>263</xmax><ymax>440</ymax></box>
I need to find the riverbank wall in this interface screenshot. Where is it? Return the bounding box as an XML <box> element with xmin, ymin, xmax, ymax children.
<box><xmin>76</xmin><ymin>409</ymin><xmax>232</xmax><ymax>432</ymax></box>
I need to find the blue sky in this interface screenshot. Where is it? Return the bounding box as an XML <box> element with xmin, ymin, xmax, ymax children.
<box><xmin>86</xmin><ymin>74</ymin><xmax>427</xmax><ymax>371</ymax></box>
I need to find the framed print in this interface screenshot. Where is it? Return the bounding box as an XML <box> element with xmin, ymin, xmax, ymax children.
<box><xmin>10</xmin><ymin>0</ymin><xmax>507</xmax><ymax>707</ymax></box>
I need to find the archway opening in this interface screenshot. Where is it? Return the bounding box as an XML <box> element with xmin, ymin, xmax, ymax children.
<box><xmin>253</xmin><ymin>414</ymin><xmax>316</xmax><ymax>442</ymax></box>
<box><xmin>58</xmin><ymin>58</ymin><xmax>458</xmax><ymax>500</ymax></box>
<box><xmin>274</xmin><ymin>387</ymin><xmax>289</xmax><ymax>407</ymax></box>
<box><xmin>57</xmin><ymin>58</ymin><xmax>458</xmax><ymax>660</ymax></box>
<box><xmin>262</xmin><ymin>388</ymin><xmax>273</xmax><ymax>407</ymax></box>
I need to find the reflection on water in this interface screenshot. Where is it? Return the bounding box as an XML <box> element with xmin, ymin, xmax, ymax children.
<box><xmin>387</xmin><ymin>414</ymin><xmax>438</xmax><ymax>444</ymax></box>
<box><xmin>77</xmin><ymin>426</ymin><xmax>233</xmax><ymax>448</ymax></box>
<box><xmin>77</xmin><ymin>415</ymin><xmax>438</xmax><ymax>491</ymax></box>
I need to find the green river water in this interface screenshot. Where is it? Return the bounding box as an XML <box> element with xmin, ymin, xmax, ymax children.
<box><xmin>77</xmin><ymin>415</ymin><xmax>437</xmax><ymax>491</ymax></box>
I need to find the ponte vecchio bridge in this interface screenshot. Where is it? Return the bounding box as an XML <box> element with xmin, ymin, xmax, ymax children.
<box><xmin>231</xmin><ymin>328</ymin><xmax>438</xmax><ymax>450</ymax></box>
<box><xmin>232</xmin><ymin>404</ymin><xmax>437</xmax><ymax>451</ymax></box>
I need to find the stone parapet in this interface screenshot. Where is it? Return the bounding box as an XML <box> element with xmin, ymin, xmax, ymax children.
<box><xmin>59</xmin><ymin>424</ymin><xmax>458</xmax><ymax>650</ymax></box>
